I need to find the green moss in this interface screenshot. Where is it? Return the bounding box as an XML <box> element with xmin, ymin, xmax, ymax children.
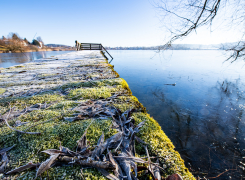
<box><xmin>0</xmin><ymin>52</ymin><xmax>194</xmax><ymax>179</ymax></box>
<box><xmin>0</xmin><ymin>118</ymin><xmax>114</xmax><ymax>179</ymax></box>
<box><xmin>0</xmin><ymin>92</ymin><xmax>64</xmax><ymax>108</ymax></box>
<box><xmin>26</xmin><ymin>93</ymin><xmax>64</xmax><ymax>105</ymax></box>
<box><xmin>0</xmin><ymin>88</ymin><xmax>6</xmax><ymax>94</ymax></box>
<box><xmin>66</xmin><ymin>78</ymin><xmax>131</xmax><ymax>100</ymax></box>
<box><xmin>48</xmin><ymin>101</ymin><xmax>79</xmax><ymax>110</ymax></box>
<box><xmin>67</xmin><ymin>86</ymin><xmax>117</xmax><ymax>100</ymax></box>
<box><xmin>15</xmin><ymin>65</ymin><xmax>25</xmax><ymax>68</ymax></box>
<box><xmin>107</xmin><ymin>63</ymin><xmax>120</xmax><ymax>78</ymax></box>
<box><xmin>59</xmin><ymin>78</ymin><xmax>124</xmax><ymax>91</ymax></box>
<box><xmin>18</xmin><ymin>109</ymin><xmax>62</xmax><ymax>123</ymax></box>
<box><xmin>112</xmin><ymin>95</ymin><xmax>146</xmax><ymax>112</ymax></box>
<box><xmin>7</xmin><ymin>66</ymin><xmax>16</xmax><ymax>69</ymax></box>
<box><xmin>133</xmin><ymin>112</ymin><xmax>194</xmax><ymax>179</ymax></box>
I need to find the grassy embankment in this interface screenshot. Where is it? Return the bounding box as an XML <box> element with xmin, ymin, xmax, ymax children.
<box><xmin>0</xmin><ymin>41</ymin><xmax>74</xmax><ymax>53</ymax></box>
<box><xmin>0</xmin><ymin>51</ymin><xmax>195</xmax><ymax>179</ymax></box>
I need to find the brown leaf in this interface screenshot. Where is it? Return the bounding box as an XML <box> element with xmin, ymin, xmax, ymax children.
<box><xmin>97</xmin><ymin>168</ymin><xmax>120</xmax><ymax>180</ymax></box>
<box><xmin>6</xmin><ymin>162</ymin><xmax>40</xmax><ymax>175</ymax></box>
<box><xmin>77</xmin><ymin>134</ymin><xmax>87</xmax><ymax>152</ymax></box>
<box><xmin>92</xmin><ymin>132</ymin><xmax>105</xmax><ymax>159</ymax></box>
<box><xmin>72</xmin><ymin>100</ymin><xmax>112</xmax><ymax>120</ymax></box>
<box><xmin>59</xmin><ymin>145</ymin><xmax>78</xmax><ymax>156</ymax></box>
<box><xmin>166</xmin><ymin>174</ymin><xmax>183</xmax><ymax>180</ymax></box>
<box><xmin>135</xmin><ymin>135</ymin><xmax>147</xmax><ymax>145</ymax></box>
<box><xmin>0</xmin><ymin>144</ymin><xmax>15</xmax><ymax>155</ymax></box>
<box><xmin>35</xmin><ymin>154</ymin><xmax>59</xmax><ymax>178</ymax></box>
<box><xmin>0</xmin><ymin>152</ymin><xmax>8</xmax><ymax>173</ymax></box>
<box><xmin>107</xmin><ymin>132</ymin><xmax>123</xmax><ymax>148</ymax></box>
<box><xmin>152</xmin><ymin>159</ymin><xmax>161</xmax><ymax>180</ymax></box>
<box><xmin>108</xmin><ymin>151</ymin><xmax>123</xmax><ymax>178</ymax></box>
<box><xmin>134</xmin><ymin>120</ymin><xmax>145</xmax><ymax>133</ymax></box>
<box><xmin>59</xmin><ymin>156</ymin><xmax>115</xmax><ymax>169</ymax></box>
<box><xmin>41</xmin><ymin>149</ymin><xmax>65</xmax><ymax>156</ymax></box>
<box><xmin>116</xmin><ymin>153</ymin><xmax>132</xmax><ymax>180</ymax></box>
<box><xmin>75</xmin><ymin>114</ymin><xmax>87</xmax><ymax>120</ymax></box>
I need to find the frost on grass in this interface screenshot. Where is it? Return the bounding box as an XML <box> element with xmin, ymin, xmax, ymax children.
<box><xmin>0</xmin><ymin>51</ymin><xmax>194</xmax><ymax>179</ymax></box>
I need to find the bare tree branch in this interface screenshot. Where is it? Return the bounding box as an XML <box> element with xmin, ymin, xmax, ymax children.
<box><xmin>156</xmin><ymin>0</ymin><xmax>245</xmax><ymax>61</ymax></box>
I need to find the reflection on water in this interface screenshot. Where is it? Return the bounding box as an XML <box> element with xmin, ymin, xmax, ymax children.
<box><xmin>110</xmin><ymin>50</ymin><xmax>245</xmax><ymax>179</ymax></box>
<box><xmin>0</xmin><ymin>51</ymin><xmax>74</xmax><ymax>68</ymax></box>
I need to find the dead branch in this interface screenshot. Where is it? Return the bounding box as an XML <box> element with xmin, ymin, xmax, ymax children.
<box><xmin>2</xmin><ymin>106</ymin><xmax>41</xmax><ymax>135</ymax></box>
<box><xmin>97</xmin><ymin>168</ymin><xmax>119</xmax><ymax>180</ymax></box>
<box><xmin>165</xmin><ymin>0</ymin><xmax>221</xmax><ymax>45</ymax></box>
<box><xmin>226</xmin><ymin>45</ymin><xmax>245</xmax><ymax>62</ymax></box>
<box><xmin>206</xmin><ymin>169</ymin><xmax>237</xmax><ymax>179</ymax></box>
<box><xmin>58</xmin><ymin>156</ymin><xmax>115</xmax><ymax>170</ymax></box>
<box><xmin>0</xmin><ymin>144</ymin><xmax>16</xmax><ymax>155</ymax></box>
<box><xmin>6</xmin><ymin>162</ymin><xmax>41</xmax><ymax>175</ymax></box>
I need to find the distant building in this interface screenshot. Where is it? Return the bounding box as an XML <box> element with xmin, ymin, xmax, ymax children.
<box><xmin>21</xmin><ymin>41</ymin><xmax>28</xmax><ymax>46</ymax></box>
<box><xmin>39</xmin><ymin>41</ymin><xmax>43</xmax><ymax>48</ymax></box>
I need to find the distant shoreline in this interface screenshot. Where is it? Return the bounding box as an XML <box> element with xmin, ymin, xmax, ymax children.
<box><xmin>106</xmin><ymin>49</ymin><xmax>221</xmax><ymax>50</ymax></box>
<box><xmin>0</xmin><ymin>48</ymin><xmax>75</xmax><ymax>54</ymax></box>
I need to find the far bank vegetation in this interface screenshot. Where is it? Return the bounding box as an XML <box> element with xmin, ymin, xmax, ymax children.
<box><xmin>0</xmin><ymin>33</ymin><xmax>74</xmax><ymax>53</ymax></box>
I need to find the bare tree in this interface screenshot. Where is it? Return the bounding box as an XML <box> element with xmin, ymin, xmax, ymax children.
<box><xmin>8</xmin><ymin>32</ymin><xmax>21</xmax><ymax>41</ymax></box>
<box><xmin>36</xmin><ymin>36</ymin><xmax>43</xmax><ymax>44</ymax></box>
<box><xmin>155</xmin><ymin>0</ymin><xmax>245</xmax><ymax>61</ymax></box>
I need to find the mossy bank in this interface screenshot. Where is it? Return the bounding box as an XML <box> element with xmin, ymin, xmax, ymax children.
<box><xmin>0</xmin><ymin>51</ymin><xmax>195</xmax><ymax>179</ymax></box>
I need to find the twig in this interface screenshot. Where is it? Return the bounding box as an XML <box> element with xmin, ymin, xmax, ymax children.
<box><xmin>0</xmin><ymin>144</ymin><xmax>16</xmax><ymax>154</ymax></box>
<box><xmin>144</xmin><ymin>145</ymin><xmax>151</xmax><ymax>168</ymax></box>
<box><xmin>58</xmin><ymin>156</ymin><xmax>115</xmax><ymax>170</ymax></box>
<box><xmin>115</xmin><ymin>139</ymin><xmax>123</xmax><ymax>152</ymax></box>
<box><xmin>207</xmin><ymin>169</ymin><xmax>237</xmax><ymax>179</ymax></box>
<box><xmin>24</xmin><ymin>104</ymin><xmax>81</xmax><ymax>132</ymax></box>
<box><xmin>80</xmin><ymin>169</ymin><xmax>85</xmax><ymax>180</ymax></box>
<box><xmin>83</xmin><ymin>118</ymin><xmax>95</xmax><ymax>135</ymax></box>
<box><xmin>113</xmin><ymin>156</ymin><xmax>165</xmax><ymax>171</ymax></box>
<box><xmin>2</xmin><ymin>106</ymin><xmax>41</xmax><ymax>135</ymax></box>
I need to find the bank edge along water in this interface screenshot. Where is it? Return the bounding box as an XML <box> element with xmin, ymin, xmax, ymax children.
<box><xmin>0</xmin><ymin>51</ymin><xmax>194</xmax><ymax>179</ymax></box>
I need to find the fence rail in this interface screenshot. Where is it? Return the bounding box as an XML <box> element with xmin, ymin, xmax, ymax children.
<box><xmin>75</xmin><ymin>41</ymin><xmax>113</xmax><ymax>60</ymax></box>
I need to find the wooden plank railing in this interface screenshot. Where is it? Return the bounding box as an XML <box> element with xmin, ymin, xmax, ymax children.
<box><xmin>75</xmin><ymin>41</ymin><xmax>113</xmax><ymax>60</ymax></box>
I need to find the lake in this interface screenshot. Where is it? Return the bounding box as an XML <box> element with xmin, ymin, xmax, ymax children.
<box><xmin>1</xmin><ymin>50</ymin><xmax>245</xmax><ymax>179</ymax></box>
<box><xmin>109</xmin><ymin>50</ymin><xmax>245</xmax><ymax>179</ymax></box>
<box><xmin>0</xmin><ymin>51</ymin><xmax>74</xmax><ymax>68</ymax></box>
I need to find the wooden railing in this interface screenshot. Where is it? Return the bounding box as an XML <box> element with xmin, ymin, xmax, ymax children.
<box><xmin>75</xmin><ymin>41</ymin><xmax>113</xmax><ymax>60</ymax></box>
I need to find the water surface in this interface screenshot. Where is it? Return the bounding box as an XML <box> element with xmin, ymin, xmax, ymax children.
<box><xmin>110</xmin><ymin>50</ymin><xmax>245</xmax><ymax>179</ymax></box>
<box><xmin>1</xmin><ymin>50</ymin><xmax>245</xmax><ymax>179</ymax></box>
<box><xmin>0</xmin><ymin>51</ymin><xmax>74</xmax><ymax>68</ymax></box>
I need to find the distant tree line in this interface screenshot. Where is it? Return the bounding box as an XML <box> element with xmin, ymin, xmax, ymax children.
<box><xmin>105</xmin><ymin>44</ymin><xmax>222</xmax><ymax>50</ymax></box>
<box><xmin>0</xmin><ymin>33</ymin><xmax>44</xmax><ymax>53</ymax></box>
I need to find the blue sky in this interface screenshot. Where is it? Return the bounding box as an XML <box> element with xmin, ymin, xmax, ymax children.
<box><xmin>0</xmin><ymin>0</ymin><xmax>242</xmax><ymax>47</ymax></box>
